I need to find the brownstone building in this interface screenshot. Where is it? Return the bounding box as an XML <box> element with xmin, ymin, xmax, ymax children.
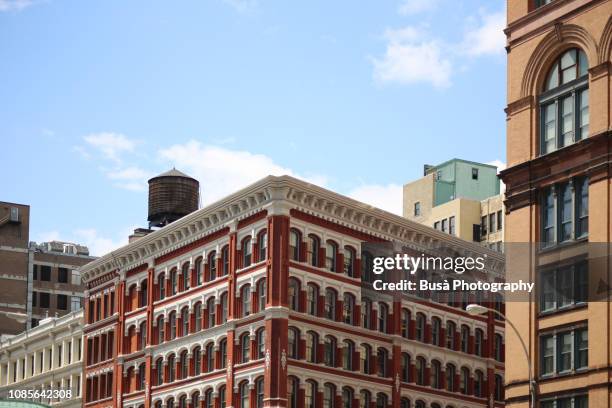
<box><xmin>502</xmin><ymin>0</ymin><xmax>612</xmax><ymax>407</ymax></box>
<box><xmin>0</xmin><ymin>201</ymin><xmax>95</xmax><ymax>337</ymax></box>
<box><xmin>80</xmin><ymin>176</ymin><xmax>505</xmax><ymax>408</ymax></box>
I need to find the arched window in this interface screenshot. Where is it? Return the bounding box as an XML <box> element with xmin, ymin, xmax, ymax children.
<box><xmin>255</xmin><ymin>377</ymin><xmax>264</xmax><ymax>408</ymax></box>
<box><xmin>323</xmin><ymin>383</ymin><xmax>335</xmax><ymax>408</ymax></box>
<box><xmin>240</xmin><ymin>381</ymin><xmax>249</xmax><ymax>408</ymax></box>
<box><xmin>257</xmin><ymin>279</ymin><xmax>267</xmax><ymax>312</ymax></box>
<box><xmin>206</xmin><ymin>297</ymin><xmax>216</xmax><ymax>328</ymax></box>
<box><xmin>343</xmin><ymin>293</ymin><xmax>354</xmax><ymax>324</ymax></box>
<box><xmin>258</xmin><ymin>230</ymin><xmax>267</xmax><ymax>262</ymax></box>
<box><xmin>288</xmin><ymin>377</ymin><xmax>299</xmax><ymax>408</ymax></box>
<box><xmin>400</xmin><ymin>308</ymin><xmax>410</xmax><ymax>338</ymax></box>
<box><xmin>288</xmin><ymin>327</ymin><xmax>299</xmax><ymax>359</ymax></box>
<box><xmin>289</xmin><ymin>229</ymin><xmax>301</xmax><ymax>261</ymax></box>
<box><xmin>362</xmin><ymin>344</ymin><xmax>372</xmax><ymax>374</ymax></box>
<box><xmin>158</xmin><ymin>273</ymin><xmax>166</xmax><ymax>300</ymax></box>
<box><xmin>378</xmin><ymin>303</ymin><xmax>388</xmax><ymax>333</ymax></box>
<box><xmin>460</xmin><ymin>366</ymin><xmax>470</xmax><ymax>395</ymax></box>
<box><xmin>474</xmin><ymin>370</ymin><xmax>484</xmax><ymax>397</ymax></box>
<box><xmin>495</xmin><ymin>374</ymin><xmax>504</xmax><ymax>401</ymax></box>
<box><xmin>169</xmin><ymin>311</ymin><xmax>177</xmax><ymax>340</ymax></box>
<box><xmin>167</xmin><ymin>398</ymin><xmax>175</xmax><ymax>408</ymax></box>
<box><xmin>192</xmin><ymin>392</ymin><xmax>200</xmax><ymax>408</ymax></box>
<box><xmin>219</xmin><ymin>386</ymin><xmax>226</xmax><ymax>408</ymax></box>
<box><xmin>326</xmin><ymin>241</ymin><xmax>338</xmax><ymax>271</ymax></box>
<box><xmin>157</xmin><ymin>316</ymin><xmax>165</xmax><ymax>344</ymax></box>
<box><xmin>179</xmin><ymin>350</ymin><xmax>188</xmax><ymax>379</ymax></box>
<box><xmin>342</xmin><ymin>387</ymin><xmax>354</xmax><ymax>408</ymax></box>
<box><xmin>194</xmin><ymin>303</ymin><xmax>202</xmax><ymax>332</ymax></box>
<box><xmin>342</xmin><ymin>340</ymin><xmax>354</xmax><ymax>370</ymax></box>
<box><xmin>193</xmin><ymin>347</ymin><xmax>201</xmax><ymax>375</ymax></box>
<box><xmin>170</xmin><ymin>268</ymin><xmax>178</xmax><ymax>296</ymax></box>
<box><xmin>446</xmin><ymin>363</ymin><xmax>456</xmax><ymax>392</ymax></box>
<box><xmin>475</xmin><ymin>328</ymin><xmax>484</xmax><ymax>356</ymax></box>
<box><xmin>256</xmin><ymin>328</ymin><xmax>265</xmax><ymax>359</ymax></box>
<box><xmin>305</xmin><ymin>380</ymin><xmax>317</xmax><ymax>408</ymax></box>
<box><xmin>360</xmin><ymin>391</ymin><xmax>371</xmax><ymax>408</ymax></box>
<box><xmin>307</xmin><ymin>284</ymin><xmax>318</xmax><ymax>316</ymax></box>
<box><xmin>205</xmin><ymin>343</ymin><xmax>215</xmax><ymax>372</ymax></box>
<box><xmin>288</xmin><ymin>279</ymin><xmax>300</xmax><ymax>311</ymax></box>
<box><xmin>220</xmin><ymin>292</ymin><xmax>228</xmax><ymax>323</ymax></box>
<box><xmin>195</xmin><ymin>257</ymin><xmax>203</xmax><ymax>286</ymax></box>
<box><xmin>324</xmin><ymin>336</ymin><xmax>336</xmax><ymax>367</ymax></box>
<box><xmin>415</xmin><ymin>401</ymin><xmax>426</xmax><ymax>408</ymax></box>
<box><xmin>242</xmin><ymin>237</ymin><xmax>252</xmax><ymax>268</ymax></box>
<box><xmin>446</xmin><ymin>321</ymin><xmax>456</xmax><ymax>349</ymax></box>
<box><xmin>361</xmin><ymin>251</ymin><xmax>374</xmax><ymax>283</ymax></box>
<box><xmin>168</xmin><ymin>354</ymin><xmax>176</xmax><ymax>382</ymax></box>
<box><xmin>377</xmin><ymin>347</ymin><xmax>388</xmax><ymax>377</ymax></box>
<box><xmin>241</xmin><ymin>333</ymin><xmax>250</xmax><ymax>363</ymax></box>
<box><xmin>376</xmin><ymin>393</ymin><xmax>388</xmax><ymax>408</ymax></box>
<box><xmin>204</xmin><ymin>389</ymin><xmax>214</xmax><ymax>408</ymax></box>
<box><xmin>138</xmin><ymin>362</ymin><xmax>145</xmax><ymax>390</ymax></box>
<box><xmin>416</xmin><ymin>313</ymin><xmax>426</xmax><ymax>342</ymax></box>
<box><xmin>155</xmin><ymin>358</ymin><xmax>163</xmax><ymax>385</ymax></box>
<box><xmin>308</xmin><ymin>234</ymin><xmax>320</xmax><ymax>267</ymax></box>
<box><xmin>179</xmin><ymin>395</ymin><xmax>187</xmax><ymax>408</ymax></box>
<box><xmin>139</xmin><ymin>279</ymin><xmax>148</xmax><ymax>308</ymax></box>
<box><xmin>400</xmin><ymin>353</ymin><xmax>410</xmax><ymax>382</ymax></box>
<box><xmin>416</xmin><ymin>356</ymin><xmax>426</xmax><ymax>385</ymax></box>
<box><xmin>494</xmin><ymin>333</ymin><xmax>503</xmax><ymax>361</ymax></box>
<box><xmin>219</xmin><ymin>338</ymin><xmax>227</xmax><ymax>368</ymax></box>
<box><xmin>400</xmin><ymin>398</ymin><xmax>410</xmax><ymax>408</ymax></box>
<box><xmin>431</xmin><ymin>317</ymin><xmax>441</xmax><ymax>346</ymax></box>
<box><xmin>181</xmin><ymin>263</ymin><xmax>190</xmax><ymax>291</ymax></box>
<box><xmin>325</xmin><ymin>289</ymin><xmax>337</xmax><ymax>320</ymax></box>
<box><xmin>306</xmin><ymin>331</ymin><xmax>318</xmax><ymax>363</ymax></box>
<box><xmin>241</xmin><ymin>284</ymin><xmax>251</xmax><ymax>317</ymax></box>
<box><xmin>343</xmin><ymin>246</ymin><xmax>355</xmax><ymax>277</ymax></box>
<box><xmin>221</xmin><ymin>246</ymin><xmax>230</xmax><ymax>276</ymax></box>
<box><xmin>362</xmin><ymin>298</ymin><xmax>372</xmax><ymax>329</ymax></box>
<box><xmin>181</xmin><ymin>307</ymin><xmax>189</xmax><ymax>336</ymax></box>
<box><xmin>431</xmin><ymin>359</ymin><xmax>442</xmax><ymax>389</ymax></box>
<box><xmin>540</xmin><ymin>48</ymin><xmax>589</xmax><ymax>155</ymax></box>
<box><xmin>461</xmin><ymin>325</ymin><xmax>470</xmax><ymax>353</ymax></box>
<box><xmin>208</xmin><ymin>251</ymin><xmax>217</xmax><ymax>281</ymax></box>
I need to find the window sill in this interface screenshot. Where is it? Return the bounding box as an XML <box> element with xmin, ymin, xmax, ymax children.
<box><xmin>538</xmin><ymin>302</ymin><xmax>587</xmax><ymax>318</ymax></box>
<box><xmin>539</xmin><ymin>368</ymin><xmax>588</xmax><ymax>381</ymax></box>
<box><xmin>538</xmin><ymin>236</ymin><xmax>588</xmax><ymax>254</ymax></box>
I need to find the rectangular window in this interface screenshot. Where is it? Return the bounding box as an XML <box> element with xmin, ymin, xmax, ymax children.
<box><xmin>497</xmin><ymin>210</ymin><xmax>503</xmax><ymax>231</ymax></box>
<box><xmin>71</xmin><ymin>270</ymin><xmax>81</xmax><ymax>285</ymax></box>
<box><xmin>576</xmin><ymin>177</ymin><xmax>589</xmax><ymax>238</ymax></box>
<box><xmin>472</xmin><ymin>168</ymin><xmax>479</xmax><ymax>180</ymax></box>
<box><xmin>449</xmin><ymin>216</ymin><xmax>455</xmax><ymax>236</ymax></box>
<box><xmin>441</xmin><ymin>218</ymin><xmax>448</xmax><ymax>233</ymax></box>
<box><xmin>57</xmin><ymin>294</ymin><xmax>68</xmax><ymax>310</ymax></box>
<box><xmin>58</xmin><ymin>268</ymin><xmax>68</xmax><ymax>283</ymax></box>
<box><xmin>32</xmin><ymin>291</ymin><xmax>37</xmax><ymax>307</ymax></box>
<box><xmin>414</xmin><ymin>202</ymin><xmax>421</xmax><ymax>217</ymax></box>
<box><xmin>541</xmin><ymin>178</ymin><xmax>589</xmax><ymax>247</ymax></box>
<box><xmin>578</xmin><ymin>88</ymin><xmax>589</xmax><ymax>139</ymax></box>
<box><xmin>71</xmin><ymin>296</ymin><xmax>82</xmax><ymax>311</ymax></box>
<box><xmin>40</xmin><ymin>266</ymin><xmax>51</xmax><ymax>281</ymax></box>
<box><xmin>434</xmin><ymin>221</ymin><xmax>440</xmax><ymax>230</ymax></box>
<box><xmin>489</xmin><ymin>213</ymin><xmax>496</xmax><ymax>233</ymax></box>
<box><xmin>39</xmin><ymin>292</ymin><xmax>50</xmax><ymax>308</ymax></box>
<box><xmin>481</xmin><ymin>216</ymin><xmax>487</xmax><ymax>236</ymax></box>
<box><xmin>33</xmin><ymin>265</ymin><xmax>38</xmax><ymax>280</ymax></box>
<box><xmin>539</xmin><ymin>261</ymin><xmax>588</xmax><ymax>313</ymax></box>
<box><xmin>540</xmin><ymin>327</ymin><xmax>588</xmax><ymax>376</ymax></box>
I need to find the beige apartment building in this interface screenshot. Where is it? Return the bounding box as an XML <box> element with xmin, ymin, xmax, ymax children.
<box><xmin>403</xmin><ymin>160</ymin><xmax>504</xmax><ymax>251</ymax></box>
<box><xmin>0</xmin><ymin>310</ymin><xmax>84</xmax><ymax>407</ymax></box>
<box><xmin>501</xmin><ymin>0</ymin><xmax>612</xmax><ymax>407</ymax></box>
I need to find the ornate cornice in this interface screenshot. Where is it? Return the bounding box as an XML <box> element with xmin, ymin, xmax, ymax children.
<box><xmin>80</xmin><ymin>176</ymin><xmax>504</xmax><ymax>285</ymax></box>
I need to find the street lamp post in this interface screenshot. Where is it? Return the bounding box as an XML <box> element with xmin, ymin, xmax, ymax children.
<box><xmin>466</xmin><ymin>304</ymin><xmax>535</xmax><ymax>408</ymax></box>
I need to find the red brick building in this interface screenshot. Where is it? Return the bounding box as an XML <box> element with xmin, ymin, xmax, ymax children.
<box><xmin>80</xmin><ymin>176</ymin><xmax>505</xmax><ymax>408</ymax></box>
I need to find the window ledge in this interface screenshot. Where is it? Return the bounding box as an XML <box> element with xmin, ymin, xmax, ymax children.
<box><xmin>538</xmin><ymin>236</ymin><xmax>589</xmax><ymax>254</ymax></box>
<box><xmin>538</xmin><ymin>302</ymin><xmax>587</xmax><ymax>317</ymax></box>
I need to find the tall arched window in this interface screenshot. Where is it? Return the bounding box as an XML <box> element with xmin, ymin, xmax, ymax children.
<box><xmin>461</xmin><ymin>325</ymin><xmax>470</xmax><ymax>353</ymax></box>
<box><xmin>376</xmin><ymin>393</ymin><xmax>388</xmax><ymax>408</ymax></box>
<box><xmin>343</xmin><ymin>246</ymin><xmax>355</xmax><ymax>277</ymax></box>
<box><xmin>416</xmin><ymin>356</ymin><xmax>426</xmax><ymax>385</ymax></box>
<box><xmin>325</xmin><ymin>289</ymin><xmax>336</xmax><ymax>320</ymax></box>
<box><xmin>416</xmin><ymin>313</ymin><xmax>426</xmax><ymax>342</ymax></box>
<box><xmin>157</xmin><ymin>316</ymin><xmax>165</xmax><ymax>344</ymax></box>
<box><xmin>181</xmin><ymin>263</ymin><xmax>190</xmax><ymax>291</ymax></box>
<box><xmin>241</xmin><ymin>333</ymin><xmax>250</xmax><ymax>363</ymax></box>
<box><xmin>446</xmin><ymin>321</ymin><xmax>456</xmax><ymax>349</ymax></box>
<box><xmin>289</xmin><ymin>229</ymin><xmax>301</xmax><ymax>261</ymax></box>
<box><xmin>256</xmin><ymin>328</ymin><xmax>265</xmax><ymax>359</ymax></box>
<box><xmin>195</xmin><ymin>257</ymin><xmax>203</xmax><ymax>286</ymax></box>
<box><xmin>193</xmin><ymin>347</ymin><xmax>201</xmax><ymax>375</ymax></box>
<box><xmin>308</xmin><ymin>234</ymin><xmax>320</xmax><ymax>267</ymax></box>
<box><xmin>181</xmin><ymin>307</ymin><xmax>189</xmax><ymax>336</ymax></box>
<box><xmin>362</xmin><ymin>344</ymin><xmax>372</xmax><ymax>374</ymax></box>
<box><xmin>158</xmin><ymin>273</ymin><xmax>166</xmax><ymax>300</ymax></box>
<box><xmin>324</xmin><ymin>336</ymin><xmax>336</xmax><ymax>367</ymax></box>
<box><xmin>258</xmin><ymin>230</ymin><xmax>267</xmax><ymax>262</ymax></box>
<box><xmin>219</xmin><ymin>386</ymin><xmax>226</xmax><ymax>408</ymax></box>
<box><xmin>192</xmin><ymin>392</ymin><xmax>200</xmax><ymax>408</ymax></box>
<box><xmin>378</xmin><ymin>303</ymin><xmax>388</xmax><ymax>333</ymax></box>
<box><xmin>167</xmin><ymin>398</ymin><xmax>175</xmax><ymax>408</ymax></box>
<box><xmin>400</xmin><ymin>309</ymin><xmax>410</xmax><ymax>338</ymax></box>
<box><xmin>343</xmin><ymin>293</ymin><xmax>354</xmax><ymax>324</ymax></box>
<box><xmin>446</xmin><ymin>363</ymin><xmax>456</xmax><ymax>392</ymax></box>
<box><xmin>179</xmin><ymin>395</ymin><xmax>187</xmax><ymax>408</ymax></box>
<box><xmin>208</xmin><ymin>251</ymin><xmax>217</xmax><ymax>281</ymax></box>
<box><xmin>400</xmin><ymin>353</ymin><xmax>410</xmax><ymax>382</ymax></box>
<box><xmin>139</xmin><ymin>279</ymin><xmax>148</xmax><ymax>307</ymax></box>
<box><xmin>460</xmin><ymin>366</ymin><xmax>470</xmax><ymax>395</ymax></box>
<box><xmin>288</xmin><ymin>377</ymin><xmax>299</xmax><ymax>408</ymax></box>
<box><xmin>205</xmin><ymin>343</ymin><xmax>215</xmax><ymax>372</ymax></box>
<box><xmin>305</xmin><ymin>380</ymin><xmax>317</xmax><ymax>408</ymax></box>
<box><xmin>475</xmin><ymin>328</ymin><xmax>484</xmax><ymax>356</ymax></box>
<box><xmin>306</xmin><ymin>331</ymin><xmax>318</xmax><ymax>363</ymax></box>
<box><xmin>220</xmin><ymin>293</ymin><xmax>228</xmax><ymax>323</ymax></box>
<box><xmin>257</xmin><ymin>279</ymin><xmax>267</xmax><ymax>312</ymax></box>
<box><xmin>361</xmin><ymin>251</ymin><xmax>374</xmax><ymax>283</ymax></box>
<box><xmin>323</xmin><ymin>384</ymin><xmax>335</xmax><ymax>408</ymax></box>
<box><xmin>342</xmin><ymin>340</ymin><xmax>354</xmax><ymax>370</ymax></box>
<box><xmin>431</xmin><ymin>317</ymin><xmax>441</xmax><ymax>346</ymax></box>
<box><xmin>326</xmin><ymin>241</ymin><xmax>338</xmax><ymax>271</ymax></box>
<box><xmin>400</xmin><ymin>398</ymin><xmax>410</xmax><ymax>408</ymax></box>
<box><xmin>169</xmin><ymin>312</ymin><xmax>177</xmax><ymax>340</ymax></box>
<box><xmin>288</xmin><ymin>279</ymin><xmax>300</xmax><ymax>311</ymax></box>
<box><xmin>155</xmin><ymin>358</ymin><xmax>163</xmax><ymax>385</ymax></box>
<box><xmin>206</xmin><ymin>297</ymin><xmax>216</xmax><ymax>328</ymax></box>
<box><xmin>219</xmin><ymin>338</ymin><xmax>227</xmax><ymax>369</ymax></box>
<box><xmin>255</xmin><ymin>377</ymin><xmax>264</xmax><ymax>408</ymax></box>
<box><xmin>194</xmin><ymin>303</ymin><xmax>202</xmax><ymax>332</ymax></box>
<box><xmin>495</xmin><ymin>375</ymin><xmax>504</xmax><ymax>401</ymax></box>
<box><xmin>204</xmin><ymin>389</ymin><xmax>213</xmax><ymax>408</ymax></box>
<box><xmin>360</xmin><ymin>391</ymin><xmax>371</xmax><ymax>408</ymax></box>
<box><xmin>179</xmin><ymin>350</ymin><xmax>188</xmax><ymax>379</ymax></box>
<box><xmin>241</xmin><ymin>284</ymin><xmax>251</xmax><ymax>317</ymax></box>
<box><xmin>170</xmin><ymin>268</ymin><xmax>178</xmax><ymax>296</ymax></box>
<box><xmin>540</xmin><ymin>48</ymin><xmax>589</xmax><ymax>155</ymax></box>
<box><xmin>240</xmin><ymin>381</ymin><xmax>249</xmax><ymax>408</ymax></box>
<box><xmin>431</xmin><ymin>360</ymin><xmax>442</xmax><ymax>389</ymax></box>
<box><xmin>139</xmin><ymin>321</ymin><xmax>147</xmax><ymax>349</ymax></box>
<box><xmin>221</xmin><ymin>246</ymin><xmax>230</xmax><ymax>276</ymax></box>
<box><xmin>494</xmin><ymin>333</ymin><xmax>503</xmax><ymax>362</ymax></box>
<box><xmin>474</xmin><ymin>370</ymin><xmax>484</xmax><ymax>397</ymax></box>
<box><xmin>362</xmin><ymin>299</ymin><xmax>372</xmax><ymax>329</ymax></box>
<box><xmin>342</xmin><ymin>387</ymin><xmax>354</xmax><ymax>408</ymax></box>
<box><xmin>307</xmin><ymin>284</ymin><xmax>318</xmax><ymax>316</ymax></box>
<box><xmin>168</xmin><ymin>354</ymin><xmax>176</xmax><ymax>382</ymax></box>
<box><xmin>377</xmin><ymin>347</ymin><xmax>388</xmax><ymax>377</ymax></box>
<box><xmin>242</xmin><ymin>237</ymin><xmax>252</xmax><ymax>268</ymax></box>
<box><xmin>288</xmin><ymin>327</ymin><xmax>299</xmax><ymax>359</ymax></box>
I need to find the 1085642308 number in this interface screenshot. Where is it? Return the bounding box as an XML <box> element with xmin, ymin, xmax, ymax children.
<box><xmin>7</xmin><ymin>388</ymin><xmax>73</xmax><ymax>400</ymax></box>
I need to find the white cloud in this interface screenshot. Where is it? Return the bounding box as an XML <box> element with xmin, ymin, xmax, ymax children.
<box><xmin>398</xmin><ymin>0</ymin><xmax>438</xmax><ymax>16</ymax></box>
<box><xmin>462</xmin><ymin>11</ymin><xmax>506</xmax><ymax>56</ymax></box>
<box><xmin>0</xmin><ymin>0</ymin><xmax>33</xmax><ymax>12</ymax></box>
<box><xmin>72</xmin><ymin>146</ymin><xmax>91</xmax><ymax>160</ymax></box>
<box><xmin>84</xmin><ymin>132</ymin><xmax>136</xmax><ymax>162</ymax></box>
<box><xmin>107</xmin><ymin>166</ymin><xmax>151</xmax><ymax>191</ymax></box>
<box><xmin>158</xmin><ymin>141</ymin><xmax>327</xmax><ymax>205</ymax></box>
<box><xmin>222</xmin><ymin>0</ymin><xmax>257</xmax><ymax>13</ymax></box>
<box><xmin>372</xmin><ymin>27</ymin><xmax>452</xmax><ymax>88</ymax></box>
<box><xmin>347</xmin><ymin>183</ymin><xmax>403</xmax><ymax>215</ymax></box>
<box><xmin>73</xmin><ymin>228</ymin><xmax>130</xmax><ymax>257</ymax></box>
<box><xmin>486</xmin><ymin>159</ymin><xmax>506</xmax><ymax>171</ymax></box>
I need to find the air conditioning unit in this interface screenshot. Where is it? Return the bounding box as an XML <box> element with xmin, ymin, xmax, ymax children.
<box><xmin>9</xmin><ymin>207</ymin><xmax>19</xmax><ymax>222</ymax></box>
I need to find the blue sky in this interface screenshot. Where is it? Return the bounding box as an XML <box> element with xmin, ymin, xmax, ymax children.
<box><xmin>0</xmin><ymin>0</ymin><xmax>506</xmax><ymax>256</ymax></box>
